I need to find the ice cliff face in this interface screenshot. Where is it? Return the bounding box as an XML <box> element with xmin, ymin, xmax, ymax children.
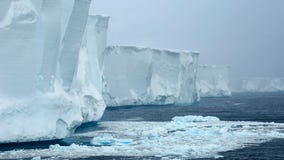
<box><xmin>0</xmin><ymin>0</ymin><xmax>42</xmax><ymax>96</ymax></box>
<box><xmin>197</xmin><ymin>65</ymin><xmax>231</xmax><ymax>97</ymax></box>
<box><xmin>0</xmin><ymin>0</ymin><xmax>106</xmax><ymax>143</ymax></box>
<box><xmin>103</xmin><ymin>46</ymin><xmax>199</xmax><ymax>107</ymax></box>
<box><xmin>230</xmin><ymin>78</ymin><xmax>284</xmax><ymax>92</ymax></box>
<box><xmin>77</xmin><ymin>15</ymin><xmax>110</xmax><ymax>94</ymax></box>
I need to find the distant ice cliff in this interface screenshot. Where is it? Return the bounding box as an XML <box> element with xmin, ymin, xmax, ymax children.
<box><xmin>230</xmin><ymin>78</ymin><xmax>284</xmax><ymax>92</ymax></box>
<box><xmin>102</xmin><ymin>46</ymin><xmax>200</xmax><ymax>106</ymax></box>
<box><xmin>197</xmin><ymin>65</ymin><xmax>231</xmax><ymax>97</ymax></box>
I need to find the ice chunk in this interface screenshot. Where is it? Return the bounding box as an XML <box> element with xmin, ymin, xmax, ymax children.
<box><xmin>172</xmin><ymin>115</ymin><xmax>220</xmax><ymax>123</ymax></box>
<box><xmin>102</xmin><ymin>46</ymin><xmax>199</xmax><ymax>106</ymax></box>
<box><xmin>0</xmin><ymin>0</ymin><xmax>106</xmax><ymax>143</ymax></box>
<box><xmin>197</xmin><ymin>65</ymin><xmax>231</xmax><ymax>97</ymax></box>
<box><xmin>230</xmin><ymin>78</ymin><xmax>284</xmax><ymax>92</ymax></box>
<box><xmin>1</xmin><ymin>115</ymin><xmax>284</xmax><ymax>159</ymax></box>
<box><xmin>91</xmin><ymin>133</ymin><xmax>133</xmax><ymax>146</ymax></box>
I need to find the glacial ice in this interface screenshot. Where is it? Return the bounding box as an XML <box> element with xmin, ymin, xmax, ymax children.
<box><xmin>1</xmin><ymin>115</ymin><xmax>284</xmax><ymax>159</ymax></box>
<box><xmin>0</xmin><ymin>0</ymin><xmax>106</xmax><ymax>143</ymax></box>
<box><xmin>77</xmin><ymin>15</ymin><xmax>110</xmax><ymax>94</ymax></box>
<box><xmin>197</xmin><ymin>65</ymin><xmax>231</xmax><ymax>97</ymax></box>
<box><xmin>102</xmin><ymin>46</ymin><xmax>200</xmax><ymax>106</ymax></box>
<box><xmin>230</xmin><ymin>78</ymin><xmax>284</xmax><ymax>93</ymax></box>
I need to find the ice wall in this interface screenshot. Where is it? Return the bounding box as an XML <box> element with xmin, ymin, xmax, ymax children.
<box><xmin>197</xmin><ymin>65</ymin><xmax>231</xmax><ymax>97</ymax></box>
<box><xmin>71</xmin><ymin>15</ymin><xmax>110</xmax><ymax>121</ymax></box>
<box><xmin>230</xmin><ymin>78</ymin><xmax>284</xmax><ymax>92</ymax></box>
<box><xmin>0</xmin><ymin>0</ymin><xmax>106</xmax><ymax>143</ymax></box>
<box><xmin>0</xmin><ymin>0</ymin><xmax>42</xmax><ymax>97</ymax></box>
<box><xmin>103</xmin><ymin>46</ymin><xmax>199</xmax><ymax>107</ymax></box>
<box><xmin>76</xmin><ymin>15</ymin><xmax>110</xmax><ymax>93</ymax></box>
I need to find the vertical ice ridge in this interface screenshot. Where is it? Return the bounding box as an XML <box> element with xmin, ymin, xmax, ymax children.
<box><xmin>58</xmin><ymin>0</ymin><xmax>91</xmax><ymax>91</ymax></box>
<box><xmin>37</xmin><ymin>0</ymin><xmax>62</xmax><ymax>92</ymax></box>
<box><xmin>179</xmin><ymin>52</ymin><xmax>200</xmax><ymax>104</ymax></box>
<box><xmin>79</xmin><ymin>15</ymin><xmax>110</xmax><ymax>93</ymax></box>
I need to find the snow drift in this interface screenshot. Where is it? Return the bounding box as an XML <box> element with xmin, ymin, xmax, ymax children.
<box><xmin>230</xmin><ymin>78</ymin><xmax>284</xmax><ymax>92</ymax></box>
<box><xmin>197</xmin><ymin>65</ymin><xmax>231</xmax><ymax>97</ymax></box>
<box><xmin>103</xmin><ymin>46</ymin><xmax>200</xmax><ymax>107</ymax></box>
<box><xmin>0</xmin><ymin>0</ymin><xmax>106</xmax><ymax>143</ymax></box>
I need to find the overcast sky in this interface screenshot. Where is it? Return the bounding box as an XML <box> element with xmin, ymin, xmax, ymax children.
<box><xmin>90</xmin><ymin>0</ymin><xmax>284</xmax><ymax>78</ymax></box>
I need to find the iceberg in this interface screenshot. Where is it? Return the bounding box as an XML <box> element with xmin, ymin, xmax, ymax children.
<box><xmin>0</xmin><ymin>0</ymin><xmax>106</xmax><ymax>143</ymax></box>
<box><xmin>197</xmin><ymin>65</ymin><xmax>231</xmax><ymax>97</ymax></box>
<box><xmin>102</xmin><ymin>46</ymin><xmax>200</xmax><ymax>106</ymax></box>
<box><xmin>230</xmin><ymin>78</ymin><xmax>284</xmax><ymax>92</ymax></box>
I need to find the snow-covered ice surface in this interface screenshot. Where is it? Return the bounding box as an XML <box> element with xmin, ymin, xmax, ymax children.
<box><xmin>0</xmin><ymin>0</ymin><xmax>106</xmax><ymax>143</ymax></box>
<box><xmin>1</xmin><ymin>115</ymin><xmax>284</xmax><ymax>159</ymax></box>
<box><xmin>103</xmin><ymin>46</ymin><xmax>200</xmax><ymax>107</ymax></box>
<box><xmin>197</xmin><ymin>65</ymin><xmax>231</xmax><ymax>97</ymax></box>
<box><xmin>230</xmin><ymin>78</ymin><xmax>284</xmax><ymax>93</ymax></box>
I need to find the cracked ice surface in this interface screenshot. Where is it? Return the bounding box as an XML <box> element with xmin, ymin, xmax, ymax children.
<box><xmin>1</xmin><ymin>115</ymin><xmax>284</xmax><ymax>159</ymax></box>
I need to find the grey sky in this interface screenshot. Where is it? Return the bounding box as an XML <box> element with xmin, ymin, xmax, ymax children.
<box><xmin>90</xmin><ymin>0</ymin><xmax>284</xmax><ymax>78</ymax></box>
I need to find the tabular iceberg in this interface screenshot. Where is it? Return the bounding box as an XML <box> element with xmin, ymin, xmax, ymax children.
<box><xmin>230</xmin><ymin>78</ymin><xmax>284</xmax><ymax>92</ymax></box>
<box><xmin>103</xmin><ymin>46</ymin><xmax>200</xmax><ymax>107</ymax></box>
<box><xmin>197</xmin><ymin>65</ymin><xmax>231</xmax><ymax>97</ymax></box>
<box><xmin>0</xmin><ymin>0</ymin><xmax>106</xmax><ymax>143</ymax></box>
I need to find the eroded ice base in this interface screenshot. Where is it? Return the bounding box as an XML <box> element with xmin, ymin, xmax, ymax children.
<box><xmin>1</xmin><ymin>116</ymin><xmax>284</xmax><ymax>159</ymax></box>
<box><xmin>0</xmin><ymin>82</ymin><xmax>105</xmax><ymax>143</ymax></box>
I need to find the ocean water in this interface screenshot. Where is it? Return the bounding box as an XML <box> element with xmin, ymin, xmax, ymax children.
<box><xmin>101</xmin><ymin>92</ymin><xmax>284</xmax><ymax>123</ymax></box>
<box><xmin>1</xmin><ymin>92</ymin><xmax>284</xmax><ymax>160</ymax></box>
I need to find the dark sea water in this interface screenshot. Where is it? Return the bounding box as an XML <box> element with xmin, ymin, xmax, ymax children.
<box><xmin>1</xmin><ymin>92</ymin><xmax>284</xmax><ymax>160</ymax></box>
<box><xmin>101</xmin><ymin>92</ymin><xmax>284</xmax><ymax>123</ymax></box>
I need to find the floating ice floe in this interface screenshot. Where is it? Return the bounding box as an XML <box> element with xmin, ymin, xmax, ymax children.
<box><xmin>1</xmin><ymin>115</ymin><xmax>284</xmax><ymax>159</ymax></box>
